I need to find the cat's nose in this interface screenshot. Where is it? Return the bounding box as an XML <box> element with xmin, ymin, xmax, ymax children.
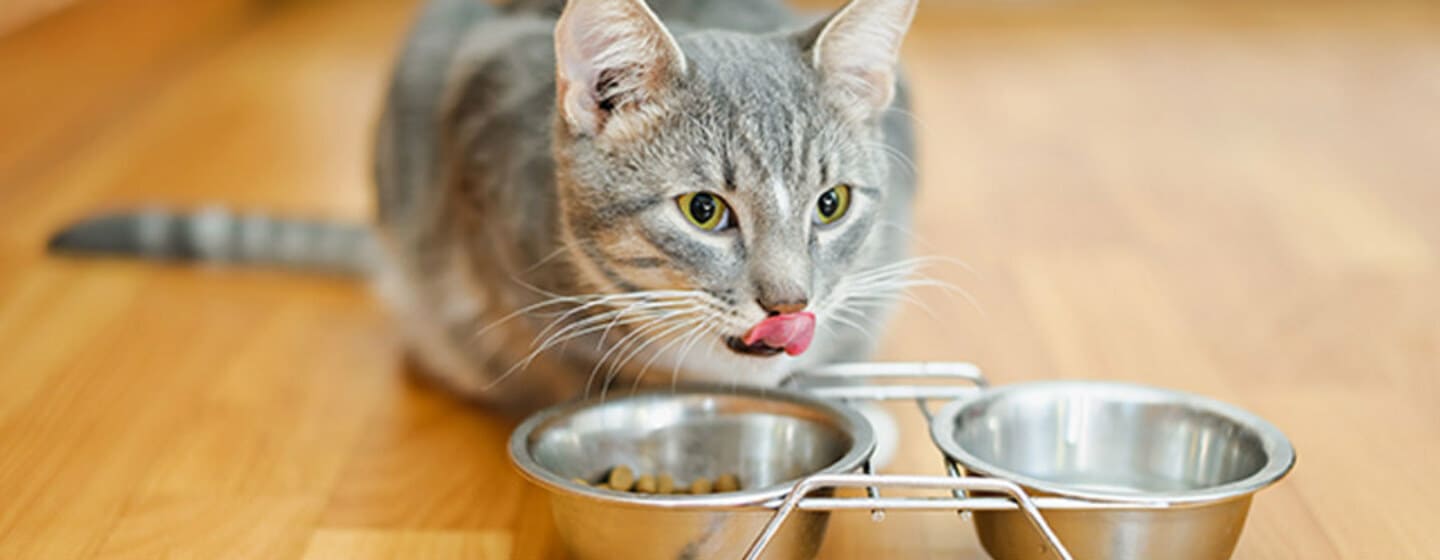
<box><xmin>758</xmin><ymin>298</ymin><xmax>808</xmax><ymax>316</ymax></box>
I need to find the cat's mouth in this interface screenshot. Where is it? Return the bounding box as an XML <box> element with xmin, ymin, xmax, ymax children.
<box><xmin>724</xmin><ymin>311</ymin><xmax>817</xmax><ymax>358</ymax></box>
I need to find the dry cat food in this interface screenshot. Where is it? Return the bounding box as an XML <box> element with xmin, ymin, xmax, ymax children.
<box><xmin>574</xmin><ymin>465</ymin><xmax>743</xmax><ymax>495</ymax></box>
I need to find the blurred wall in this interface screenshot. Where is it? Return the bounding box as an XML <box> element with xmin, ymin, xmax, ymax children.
<box><xmin>0</xmin><ymin>0</ymin><xmax>76</xmax><ymax>36</ymax></box>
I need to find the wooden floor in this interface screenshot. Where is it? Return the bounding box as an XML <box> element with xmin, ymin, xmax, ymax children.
<box><xmin>2</xmin><ymin>0</ymin><xmax>1438</xmax><ymax>557</ymax></box>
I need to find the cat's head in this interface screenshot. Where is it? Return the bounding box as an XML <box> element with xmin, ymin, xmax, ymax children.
<box><xmin>549</xmin><ymin>0</ymin><xmax>917</xmax><ymax>383</ymax></box>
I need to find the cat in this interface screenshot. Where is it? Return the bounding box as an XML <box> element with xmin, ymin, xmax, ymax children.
<box><xmin>49</xmin><ymin>0</ymin><xmax>921</xmax><ymax>416</ymax></box>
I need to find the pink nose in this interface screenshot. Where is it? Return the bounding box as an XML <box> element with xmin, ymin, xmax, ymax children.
<box><xmin>742</xmin><ymin>311</ymin><xmax>816</xmax><ymax>356</ymax></box>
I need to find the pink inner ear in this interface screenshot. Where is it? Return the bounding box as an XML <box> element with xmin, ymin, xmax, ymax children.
<box><xmin>553</xmin><ymin>0</ymin><xmax>685</xmax><ymax>136</ymax></box>
<box><xmin>812</xmin><ymin>0</ymin><xmax>916</xmax><ymax>119</ymax></box>
<box><xmin>742</xmin><ymin>312</ymin><xmax>817</xmax><ymax>356</ymax></box>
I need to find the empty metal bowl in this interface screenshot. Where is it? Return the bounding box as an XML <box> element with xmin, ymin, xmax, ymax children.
<box><xmin>931</xmin><ymin>381</ymin><xmax>1296</xmax><ymax>560</ymax></box>
<box><xmin>509</xmin><ymin>386</ymin><xmax>874</xmax><ymax>560</ymax></box>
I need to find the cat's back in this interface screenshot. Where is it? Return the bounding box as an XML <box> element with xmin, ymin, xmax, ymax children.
<box><xmin>376</xmin><ymin>0</ymin><xmax>557</xmax><ymax>234</ymax></box>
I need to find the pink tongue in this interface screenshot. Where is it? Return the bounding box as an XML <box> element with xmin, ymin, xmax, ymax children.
<box><xmin>742</xmin><ymin>312</ymin><xmax>816</xmax><ymax>356</ymax></box>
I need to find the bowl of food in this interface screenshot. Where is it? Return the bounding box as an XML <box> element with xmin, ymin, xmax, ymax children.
<box><xmin>509</xmin><ymin>386</ymin><xmax>875</xmax><ymax>560</ymax></box>
<box><xmin>929</xmin><ymin>381</ymin><xmax>1296</xmax><ymax>560</ymax></box>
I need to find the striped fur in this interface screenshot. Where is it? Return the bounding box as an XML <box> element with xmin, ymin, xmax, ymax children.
<box><xmin>48</xmin><ymin>208</ymin><xmax>374</xmax><ymax>274</ymax></box>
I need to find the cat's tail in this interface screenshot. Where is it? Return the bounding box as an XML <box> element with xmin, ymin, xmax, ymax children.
<box><xmin>46</xmin><ymin>208</ymin><xmax>376</xmax><ymax>275</ymax></box>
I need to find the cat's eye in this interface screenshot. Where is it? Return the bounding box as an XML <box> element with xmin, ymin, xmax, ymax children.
<box><xmin>815</xmin><ymin>185</ymin><xmax>852</xmax><ymax>225</ymax></box>
<box><xmin>677</xmin><ymin>191</ymin><xmax>732</xmax><ymax>231</ymax></box>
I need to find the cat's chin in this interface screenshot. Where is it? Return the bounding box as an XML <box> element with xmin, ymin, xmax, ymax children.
<box><xmin>685</xmin><ymin>359</ymin><xmax>795</xmax><ymax>387</ymax></box>
<box><xmin>644</xmin><ymin>337</ymin><xmax>799</xmax><ymax>388</ymax></box>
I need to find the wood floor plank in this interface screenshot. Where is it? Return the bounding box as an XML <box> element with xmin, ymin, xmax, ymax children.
<box><xmin>0</xmin><ymin>271</ymin><xmax>256</xmax><ymax>558</ymax></box>
<box><xmin>0</xmin><ymin>261</ymin><xmax>145</xmax><ymax>423</ymax></box>
<box><xmin>130</xmin><ymin>297</ymin><xmax>392</xmax><ymax>498</ymax></box>
<box><xmin>94</xmin><ymin>496</ymin><xmax>323</xmax><ymax>560</ymax></box>
<box><xmin>318</xmin><ymin>379</ymin><xmax>530</xmax><ymax>531</ymax></box>
<box><xmin>302</xmin><ymin>529</ymin><xmax>511</xmax><ymax>560</ymax></box>
<box><xmin>0</xmin><ymin>0</ymin><xmax>269</xmax><ymax>186</ymax></box>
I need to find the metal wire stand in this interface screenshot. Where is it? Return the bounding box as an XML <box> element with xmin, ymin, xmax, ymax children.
<box><xmin>729</xmin><ymin>362</ymin><xmax>1173</xmax><ymax>560</ymax></box>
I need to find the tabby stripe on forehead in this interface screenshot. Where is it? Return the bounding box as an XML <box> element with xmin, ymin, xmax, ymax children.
<box><xmin>800</xmin><ymin>127</ymin><xmax>817</xmax><ymax>188</ymax></box>
<box><xmin>739</xmin><ymin>130</ymin><xmax>768</xmax><ymax>184</ymax></box>
<box><xmin>787</xmin><ymin>107</ymin><xmax>804</xmax><ymax>181</ymax></box>
<box><xmin>691</xmin><ymin>161</ymin><xmax>713</xmax><ymax>190</ymax></box>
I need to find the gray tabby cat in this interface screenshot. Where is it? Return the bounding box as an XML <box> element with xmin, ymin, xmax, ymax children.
<box><xmin>50</xmin><ymin>0</ymin><xmax>920</xmax><ymax>412</ymax></box>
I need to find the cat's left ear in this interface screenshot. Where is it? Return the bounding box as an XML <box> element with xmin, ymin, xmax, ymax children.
<box><xmin>554</xmin><ymin>0</ymin><xmax>687</xmax><ymax>139</ymax></box>
<box><xmin>803</xmin><ymin>0</ymin><xmax>918</xmax><ymax>122</ymax></box>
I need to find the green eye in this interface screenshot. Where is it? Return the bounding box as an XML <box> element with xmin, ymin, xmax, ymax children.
<box><xmin>677</xmin><ymin>191</ymin><xmax>732</xmax><ymax>231</ymax></box>
<box><xmin>815</xmin><ymin>185</ymin><xmax>851</xmax><ymax>225</ymax></box>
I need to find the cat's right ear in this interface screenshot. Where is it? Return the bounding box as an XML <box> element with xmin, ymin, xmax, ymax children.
<box><xmin>802</xmin><ymin>0</ymin><xmax>918</xmax><ymax>123</ymax></box>
<box><xmin>554</xmin><ymin>0</ymin><xmax>686</xmax><ymax>139</ymax></box>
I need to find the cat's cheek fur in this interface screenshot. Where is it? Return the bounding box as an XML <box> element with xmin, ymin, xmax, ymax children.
<box><xmin>647</xmin><ymin>336</ymin><xmax>806</xmax><ymax>387</ymax></box>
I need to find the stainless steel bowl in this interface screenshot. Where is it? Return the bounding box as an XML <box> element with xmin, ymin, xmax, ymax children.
<box><xmin>509</xmin><ymin>386</ymin><xmax>875</xmax><ymax>560</ymax></box>
<box><xmin>930</xmin><ymin>381</ymin><xmax>1296</xmax><ymax>560</ymax></box>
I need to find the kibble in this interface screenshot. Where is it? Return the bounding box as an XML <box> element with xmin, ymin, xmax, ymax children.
<box><xmin>591</xmin><ymin>466</ymin><xmax>741</xmax><ymax>495</ymax></box>
<box><xmin>635</xmin><ymin>474</ymin><xmax>657</xmax><ymax>493</ymax></box>
<box><xmin>715</xmin><ymin>473</ymin><xmax>740</xmax><ymax>493</ymax></box>
<box><xmin>607</xmin><ymin>465</ymin><xmax>635</xmax><ymax>491</ymax></box>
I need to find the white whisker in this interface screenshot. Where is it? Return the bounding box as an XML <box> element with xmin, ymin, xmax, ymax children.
<box><xmin>828</xmin><ymin>307</ymin><xmax>879</xmax><ymax>339</ymax></box>
<box><xmin>671</xmin><ymin>320</ymin><xmax>717</xmax><ymax>392</ymax></box>
<box><xmin>483</xmin><ymin>308</ymin><xmax>661</xmax><ymax>391</ymax></box>
<box><xmin>628</xmin><ymin>314</ymin><xmax>711</xmax><ymax>394</ymax></box>
<box><xmin>601</xmin><ymin>310</ymin><xmax>705</xmax><ymax>399</ymax></box>
<box><xmin>587</xmin><ymin>307</ymin><xmax>696</xmax><ymax>399</ymax></box>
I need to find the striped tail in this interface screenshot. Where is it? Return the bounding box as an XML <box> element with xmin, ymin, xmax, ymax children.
<box><xmin>47</xmin><ymin>208</ymin><xmax>376</xmax><ymax>275</ymax></box>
